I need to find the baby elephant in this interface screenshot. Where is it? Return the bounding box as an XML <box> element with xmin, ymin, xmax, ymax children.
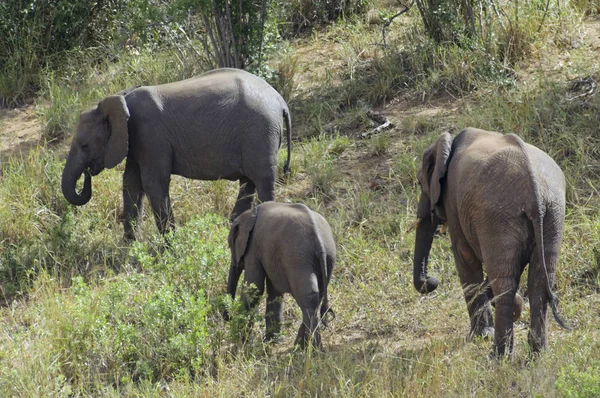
<box><xmin>226</xmin><ymin>202</ymin><xmax>335</xmax><ymax>349</ymax></box>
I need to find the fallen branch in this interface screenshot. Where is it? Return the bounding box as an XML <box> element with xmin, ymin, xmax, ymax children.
<box><xmin>362</xmin><ymin>110</ymin><xmax>395</xmax><ymax>138</ymax></box>
<box><xmin>567</xmin><ymin>77</ymin><xmax>596</xmax><ymax>101</ymax></box>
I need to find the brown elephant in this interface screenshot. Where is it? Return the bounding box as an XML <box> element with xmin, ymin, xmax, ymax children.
<box><xmin>413</xmin><ymin>128</ymin><xmax>569</xmax><ymax>356</ymax></box>
<box><xmin>61</xmin><ymin>68</ymin><xmax>292</xmax><ymax>241</ymax></box>
<box><xmin>226</xmin><ymin>202</ymin><xmax>336</xmax><ymax>349</ymax></box>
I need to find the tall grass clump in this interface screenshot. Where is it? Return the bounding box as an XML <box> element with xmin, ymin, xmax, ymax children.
<box><xmin>0</xmin><ymin>147</ymin><xmax>127</xmax><ymax>299</ymax></box>
<box><xmin>455</xmin><ymin>78</ymin><xmax>600</xmax><ymax>204</ymax></box>
<box><xmin>292</xmin><ymin>0</ymin><xmax>583</xmax><ymax>135</ymax></box>
<box><xmin>277</xmin><ymin>0</ymin><xmax>371</xmax><ymax>36</ymax></box>
<box><xmin>302</xmin><ymin>135</ymin><xmax>351</xmax><ymax>198</ymax></box>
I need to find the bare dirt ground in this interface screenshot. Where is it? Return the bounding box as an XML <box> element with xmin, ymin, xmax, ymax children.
<box><xmin>0</xmin><ymin>106</ymin><xmax>43</xmax><ymax>160</ymax></box>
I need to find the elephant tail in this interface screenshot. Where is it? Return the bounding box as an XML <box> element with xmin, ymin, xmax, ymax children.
<box><xmin>283</xmin><ymin>108</ymin><xmax>292</xmax><ymax>176</ymax></box>
<box><xmin>317</xmin><ymin>250</ymin><xmax>335</xmax><ymax>328</ymax></box>
<box><xmin>532</xmin><ymin>209</ymin><xmax>571</xmax><ymax>331</ymax></box>
<box><xmin>515</xmin><ymin>133</ymin><xmax>571</xmax><ymax>331</ymax></box>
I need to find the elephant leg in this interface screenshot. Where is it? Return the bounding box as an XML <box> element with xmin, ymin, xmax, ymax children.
<box><xmin>452</xmin><ymin>240</ymin><xmax>494</xmax><ymax>340</ymax></box>
<box><xmin>123</xmin><ymin>158</ymin><xmax>145</xmax><ymax>241</ymax></box>
<box><xmin>230</xmin><ymin>178</ymin><xmax>256</xmax><ymax>222</ymax></box>
<box><xmin>528</xmin><ymin>212</ymin><xmax>563</xmax><ymax>353</ymax></box>
<box><xmin>293</xmin><ymin>292</ymin><xmax>321</xmax><ymax>350</ymax></box>
<box><xmin>255</xmin><ymin>172</ymin><xmax>276</xmax><ymax>204</ymax></box>
<box><xmin>483</xmin><ymin>239</ymin><xmax>526</xmax><ymax>357</ymax></box>
<box><xmin>264</xmin><ymin>277</ymin><xmax>284</xmax><ymax>343</ymax></box>
<box><xmin>240</xmin><ymin>262</ymin><xmax>266</xmax><ymax>311</ymax></box>
<box><xmin>239</xmin><ymin>261</ymin><xmax>266</xmax><ymax>343</ymax></box>
<box><xmin>141</xmin><ymin>171</ymin><xmax>174</xmax><ymax>236</ymax></box>
<box><xmin>488</xmin><ymin>273</ymin><xmax>520</xmax><ymax>357</ymax></box>
<box><xmin>527</xmin><ymin>258</ymin><xmax>550</xmax><ymax>353</ymax></box>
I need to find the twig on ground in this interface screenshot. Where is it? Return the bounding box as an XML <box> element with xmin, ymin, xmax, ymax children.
<box><xmin>567</xmin><ymin>77</ymin><xmax>596</xmax><ymax>101</ymax></box>
<box><xmin>362</xmin><ymin>110</ymin><xmax>395</xmax><ymax>138</ymax></box>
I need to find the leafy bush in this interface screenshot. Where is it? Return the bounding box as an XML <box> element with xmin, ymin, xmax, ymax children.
<box><xmin>14</xmin><ymin>215</ymin><xmax>231</xmax><ymax>391</ymax></box>
<box><xmin>48</xmin><ymin>275</ymin><xmax>210</xmax><ymax>386</ymax></box>
<box><xmin>0</xmin><ymin>0</ymin><xmax>128</xmax><ymax>106</ymax></box>
<box><xmin>556</xmin><ymin>361</ymin><xmax>600</xmax><ymax>397</ymax></box>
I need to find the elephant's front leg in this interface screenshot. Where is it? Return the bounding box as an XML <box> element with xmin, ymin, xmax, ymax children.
<box><xmin>141</xmin><ymin>170</ymin><xmax>175</xmax><ymax>236</ymax></box>
<box><xmin>264</xmin><ymin>278</ymin><xmax>284</xmax><ymax>343</ymax></box>
<box><xmin>239</xmin><ymin>262</ymin><xmax>266</xmax><ymax>343</ymax></box>
<box><xmin>122</xmin><ymin>158</ymin><xmax>145</xmax><ymax>241</ymax></box>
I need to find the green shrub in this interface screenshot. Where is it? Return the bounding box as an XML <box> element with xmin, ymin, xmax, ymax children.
<box><xmin>556</xmin><ymin>362</ymin><xmax>600</xmax><ymax>397</ymax></box>
<box><xmin>47</xmin><ymin>275</ymin><xmax>210</xmax><ymax>387</ymax></box>
<box><xmin>31</xmin><ymin>215</ymin><xmax>230</xmax><ymax>390</ymax></box>
<box><xmin>0</xmin><ymin>0</ymin><xmax>128</xmax><ymax>106</ymax></box>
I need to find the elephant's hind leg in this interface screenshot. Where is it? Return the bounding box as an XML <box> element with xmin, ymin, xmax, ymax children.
<box><xmin>231</xmin><ymin>178</ymin><xmax>256</xmax><ymax>222</ymax></box>
<box><xmin>488</xmin><ymin>273</ymin><xmax>520</xmax><ymax>357</ymax></box>
<box><xmin>452</xmin><ymin>239</ymin><xmax>494</xmax><ymax>340</ymax></box>
<box><xmin>264</xmin><ymin>277</ymin><xmax>284</xmax><ymax>343</ymax></box>
<box><xmin>254</xmin><ymin>168</ymin><xmax>276</xmax><ymax>204</ymax></box>
<box><xmin>528</xmin><ymin>212</ymin><xmax>563</xmax><ymax>353</ymax></box>
<box><xmin>485</xmin><ymin>248</ymin><xmax>525</xmax><ymax>357</ymax></box>
<box><xmin>294</xmin><ymin>292</ymin><xmax>321</xmax><ymax>350</ymax></box>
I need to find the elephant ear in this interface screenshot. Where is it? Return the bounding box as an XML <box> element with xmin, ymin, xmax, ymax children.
<box><xmin>228</xmin><ymin>207</ymin><xmax>259</xmax><ymax>266</ymax></box>
<box><xmin>98</xmin><ymin>95</ymin><xmax>130</xmax><ymax>169</ymax></box>
<box><xmin>429</xmin><ymin>131</ymin><xmax>453</xmax><ymax>213</ymax></box>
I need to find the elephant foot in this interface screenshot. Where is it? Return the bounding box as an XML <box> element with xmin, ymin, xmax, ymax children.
<box><xmin>263</xmin><ymin>333</ymin><xmax>283</xmax><ymax>344</ymax></box>
<box><xmin>469</xmin><ymin>326</ymin><xmax>495</xmax><ymax>341</ymax></box>
<box><xmin>481</xmin><ymin>326</ymin><xmax>495</xmax><ymax>340</ymax></box>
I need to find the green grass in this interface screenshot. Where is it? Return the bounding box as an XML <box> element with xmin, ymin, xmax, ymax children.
<box><xmin>0</xmin><ymin>1</ymin><xmax>599</xmax><ymax>396</ymax></box>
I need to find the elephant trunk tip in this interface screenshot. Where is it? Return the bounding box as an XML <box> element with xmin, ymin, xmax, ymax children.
<box><xmin>414</xmin><ymin>276</ymin><xmax>439</xmax><ymax>294</ymax></box>
<box><xmin>61</xmin><ymin>168</ymin><xmax>93</xmax><ymax>206</ymax></box>
<box><xmin>223</xmin><ymin>310</ymin><xmax>231</xmax><ymax>322</ymax></box>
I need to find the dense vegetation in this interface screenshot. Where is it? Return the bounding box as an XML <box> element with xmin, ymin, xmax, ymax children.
<box><xmin>1</xmin><ymin>0</ymin><xmax>599</xmax><ymax>396</ymax></box>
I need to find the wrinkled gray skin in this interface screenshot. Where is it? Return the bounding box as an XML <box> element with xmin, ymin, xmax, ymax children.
<box><xmin>227</xmin><ymin>202</ymin><xmax>336</xmax><ymax>349</ymax></box>
<box><xmin>413</xmin><ymin>128</ymin><xmax>569</xmax><ymax>357</ymax></box>
<box><xmin>61</xmin><ymin>68</ymin><xmax>292</xmax><ymax>240</ymax></box>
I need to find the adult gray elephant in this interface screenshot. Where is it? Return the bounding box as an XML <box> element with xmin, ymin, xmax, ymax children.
<box><xmin>226</xmin><ymin>202</ymin><xmax>336</xmax><ymax>349</ymax></box>
<box><xmin>61</xmin><ymin>68</ymin><xmax>292</xmax><ymax>240</ymax></box>
<box><xmin>413</xmin><ymin>127</ymin><xmax>569</xmax><ymax>357</ymax></box>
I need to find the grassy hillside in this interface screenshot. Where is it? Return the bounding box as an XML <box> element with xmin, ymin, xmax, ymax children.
<box><xmin>1</xmin><ymin>2</ymin><xmax>600</xmax><ymax>396</ymax></box>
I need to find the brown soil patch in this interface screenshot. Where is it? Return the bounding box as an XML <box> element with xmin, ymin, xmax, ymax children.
<box><xmin>0</xmin><ymin>105</ymin><xmax>43</xmax><ymax>160</ymax></box>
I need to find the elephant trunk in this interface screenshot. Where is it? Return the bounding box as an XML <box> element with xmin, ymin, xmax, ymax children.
<box><xmin>61</xmin><ymin>149</ymin><xmax>92</xmax><ymax>206</ymax></box>
<box><xmin>224</xmin><ymin>259</ymin><xmax>243</xmax><ymax>321</ymax></box>
<box><xmin>413</xmin><ymin>216</ymin><xmax>440</xmax><ymax>294</ymax></box>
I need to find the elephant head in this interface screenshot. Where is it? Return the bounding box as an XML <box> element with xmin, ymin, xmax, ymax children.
<box><xmin>413</xmin><ymin>132</ymin><xmax>453</xmax><ymax>294</ymax></box>
<box><xmin>226</xmin><ymin>207</ymin><xmax>258</xmax><ymax>300</ymax></box>
<box><xmin>61</xmin><ymin>95</ymin><xmax>130</xmax><ymax>206</ymax></box>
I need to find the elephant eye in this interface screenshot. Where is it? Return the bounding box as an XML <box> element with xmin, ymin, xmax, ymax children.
<box><xmin>81</xmin><ymin>143</ymin><xmax>89</xmax><ymax>150</ymax></box>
